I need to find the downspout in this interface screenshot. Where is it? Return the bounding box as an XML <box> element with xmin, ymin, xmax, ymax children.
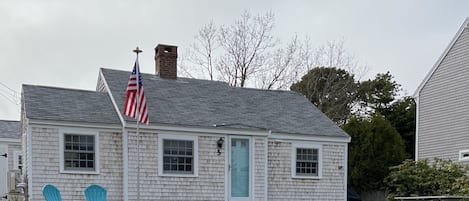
<box><xmin>26</xmin><ymin>125</ymin><xmax>32</xmax><ymax>201</ymax></box>
<box><xmin>264</xmin><ymin>130</ymin><xmax>270</xmax><ymax>201</ymax></box>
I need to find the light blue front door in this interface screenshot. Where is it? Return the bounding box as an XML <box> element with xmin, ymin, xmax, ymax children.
<box><xmin>230</xmin><ymin>138</ymin><xmax>250</xmax><ymax>199</ymax></box>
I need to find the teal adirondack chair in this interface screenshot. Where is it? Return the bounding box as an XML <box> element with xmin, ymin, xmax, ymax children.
<box><xmin>42</xmin><ymin>184</ymin><xmax>62</xmax><ymax>201</ymax></box>
<box><xmin>84</xmin><ymin>184</ymin><xmax>107</xmax><ymax>201</ymax></box>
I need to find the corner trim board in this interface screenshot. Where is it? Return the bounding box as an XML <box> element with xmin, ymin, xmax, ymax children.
<box><xmin>123</xmin><ymin>128</ymin><xmax>129</xmax><ymax>201</ymax></box>
<box><xmin>27</xmin><ymin>125</ymin><xmax>33</xmax><ymax>201</ymax></box>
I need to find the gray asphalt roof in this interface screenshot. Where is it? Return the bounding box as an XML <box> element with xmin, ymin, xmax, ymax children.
<box><xmin>22</xmin><ymin>85</ymin><xmax>120</xmax><ymax>125</ymax></box>
<box><xmin>0</xmin><ymin>120</ymin><xmax>20</xmax><ymax>139</ymax></box>
<box><xmin>101</xmin><ymin>68</ymin><xmax>349</xmax><ymax>138</ymax></box>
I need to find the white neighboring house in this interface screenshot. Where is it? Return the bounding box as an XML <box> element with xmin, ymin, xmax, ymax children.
<box><xmin>0</xmin><ymin>120</ymin><xmax>22</xmax><ymax>199</ymax></box>
<box><xmin>21</xmin><ymin>44</ymin><xmax>351</xmax><ymax>201</ymax></box>
<box><xmin>415</xmin><ymin>17</ymin><xmax>469</xmax><ymax>162</ymax></box>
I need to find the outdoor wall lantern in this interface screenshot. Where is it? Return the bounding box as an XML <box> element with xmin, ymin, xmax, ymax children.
<box><xmin>217</xmin><ymin>137</ymin><xmax>224</xmax><ymax>155</ymax></box>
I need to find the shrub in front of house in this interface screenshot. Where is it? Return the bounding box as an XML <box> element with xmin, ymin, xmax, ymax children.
<box><xmin>385</xmin><ymin>158</ymin><xmax>469</xmax><ymax>200</ymax></box>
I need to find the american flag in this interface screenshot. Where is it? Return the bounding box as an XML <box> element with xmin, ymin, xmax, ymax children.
<box><xmin>123</xmin><ymin>59</ymin><xmax>149</xmax><ymax>124</ymax></box>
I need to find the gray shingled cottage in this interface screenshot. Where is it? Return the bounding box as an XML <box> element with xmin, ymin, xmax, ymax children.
<box><xmin>415</xmin><ymin>17</ymin><xmax>469</xmax><ymax>162</ymax></box>
<box><xmin>0</xmin><ymin>120</ymin><xmax>21</xmax><ymax>198</ymax></box>
<box><xmin>20</xmin><ymin>44</ymin><xmax>350</xmax><ymax>201</ymax></box>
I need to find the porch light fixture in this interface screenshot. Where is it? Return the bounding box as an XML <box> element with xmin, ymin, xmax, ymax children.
<box><xmin>216</xmin><ymin>137</ymin><xmax>224</xmax><ymax>155</ymax></box>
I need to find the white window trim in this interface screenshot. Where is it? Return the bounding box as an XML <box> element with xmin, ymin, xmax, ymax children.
<box><xmin>158</xmin><ymin>134</ymin><xmax>199</xmax><ymax>177</ymax></box>
<box><xmin>459</xmin><ymin>149</ymin><xmax>469</xmax><ymax>162</ymax></box>
<box><xmin>13</xmin><ymin>150</ymin><xmax>23</xmax><ymax>170</ymax></box>
<box><xmin>59</xmin><ymin>128</ymin><xmax>100</xmax><ymax>174</ymax></box>
<box><xmin>291</xmin><ymin>143</ymin><xmax>322</xmax><ymax>179</ymax></box>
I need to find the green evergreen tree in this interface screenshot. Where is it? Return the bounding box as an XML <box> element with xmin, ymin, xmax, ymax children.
<box><xmin>381</xmin><ymin>97</ymin><xmax>416</xmax><ymax>158</ymax></box>
<box><xmin>343</xmin><ymin>114</ymin><xmax>406</xmax><ymax>192</ymax></box>
<box><xmin>358</xmin><ymin>72</ymin><xmax>401</xmax><ymax>114</ymax></box>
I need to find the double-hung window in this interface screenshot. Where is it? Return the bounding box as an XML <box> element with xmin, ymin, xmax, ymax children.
<box><xmin>292</xmin><ymin>143</ymin><xmax>322</xmax><ymax>178</ymax></box>
<box><xmin>158</xmin><ymin>134</ymin><xmax>198</xmax><ymax>177</ymax></box>
<box><xmin>60</xmin><ymin>129</ymin><xmax>99</xmax><ymax>174</ymax></box>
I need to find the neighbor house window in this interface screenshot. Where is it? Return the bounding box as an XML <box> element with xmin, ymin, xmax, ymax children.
<box><xmin>158</xmin><ymin>134</ymin><xmax>198</xmax><ymax>177</ymax></box>
<box><xmin>459</xmin><ymin>149</ymin><xmax>469</xmax><ymax>161</ymax></box>
<box><xmin>13</xmin><ymin>151</ymin><xmax>23</xmax><ymax>170</ymax></box>
<box><xmin>292</xmin><ymin>143</ymin><xmax>322</xmax><ymax>178</ymax></box>
<box><xmin>60</xmin><ymin>129</ymin><xmax>99</xmax><ymax>174</ymax></box>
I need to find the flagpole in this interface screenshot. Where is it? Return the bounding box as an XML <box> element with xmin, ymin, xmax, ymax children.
<box><xmin>133</xmin><ymin>47</ymin><xmax>142</xmax><ymax>201</ymax></box>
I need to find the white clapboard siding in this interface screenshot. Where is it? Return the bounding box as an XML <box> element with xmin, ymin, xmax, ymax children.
<box><xmin>418</xmin><ymin>25</ymin><xmax>469</xmax><ymax>163</ymax></box>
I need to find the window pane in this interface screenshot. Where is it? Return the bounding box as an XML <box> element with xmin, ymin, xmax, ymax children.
<box><xmin>87</xmin><ymin>161</ymin><xmax>94</xmax><ymax>168</ymax></box>
<box><xmin>64</xmin><ymin>134</ymin><xmax>95</xmax><ymax>171</ymax></box>
<box><xmin>296</xmin><ymin>148</ymin><xmax>319</xmax><ymax>176</ymax></box>
<box><xmin>163</xmin><ymin>139</ymin><xmax>194</xmax><ymax>174</ymax></box>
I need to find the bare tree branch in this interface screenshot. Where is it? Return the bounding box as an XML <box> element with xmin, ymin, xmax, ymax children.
<box><xmin>185</xmin><ymin>11</ymin><xmax>367</xmax><ymax>92</ymax></box>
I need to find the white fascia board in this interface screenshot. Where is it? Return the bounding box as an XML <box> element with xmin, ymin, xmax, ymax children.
<box><xmin>344</xmin><ymin>143</ymin><xmax>348</xmax><ymax>201</ymax></box>
<box><xmin>415</xmin><ymin>96</ymin><xmax>420</xmax><ymax>160</ymax></box>
<box><xmin>125</xmin><ymin>123</ymin><xmax>271</xmax><ymax>136</ymax></box>
<box><xmin>28</xmin><ymin>119</ymin><xmax>122</xmax><ymax>130</ymax></box>
<box><xmin>26</xmin><ymin>125</ymin><xmax>33</xmax><ymax>201</ymax></box>
<box><xmin>0</xmin><ymin>138</ymin><xmax>21</xmax><ymax>143</ymax></box>
<box><xmin>99</xmin><ymin>69</ymin><xmax>126</xmax><ymax>127</ymax></box>
<box><xmin>270</xmin><ymin>132</ymin><xmax>351</xmax><ymax>143</ymax></box>
<box><xmin>414</xmin><ymin>18</ymin><xmax>469</xmax><ymax>97</ymax></box>
<box><xmin>264</xmin><ymin>136</ymin><xmax>268</xmax><ymax>201</ymax></box>
<box><xmin>122</xmin><ymin>128</ymin><xmax>129</xmax><ymax>201</ymax></box>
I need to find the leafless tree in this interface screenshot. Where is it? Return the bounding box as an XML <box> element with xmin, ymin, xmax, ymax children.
<box><xmin>185</xmin><ymin>11</ymin><xmax>367</xmax><ymax>90</ymax></box>
<box><xmin>255</xmin><ymin>35</ymin><xmax>302</xmax><ymax>90</ymax></box>
<box><xmin>217</xmin><ymin>11</ymin><xmax>275</xmax><ymax>87</ymax></box>
<box><xmin>303</xmin><ymin>39</ymin><xmax>368</xmax><ymax>80</ymax></box>
<box><xmin>188</xmin><ymin>21</ymin><xmax>218</xmax><ymax>80</ymax></box>
<box><xmin>185</xmin><ymin>11</ymin><xmax>277</xmax><ymax>87</ymax></box>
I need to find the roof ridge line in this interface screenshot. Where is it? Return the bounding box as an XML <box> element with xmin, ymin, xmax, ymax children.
<box><xmin>22</xmin><ymin>84</ymin><xmax>104</xmax><ymax>94</ymax></box>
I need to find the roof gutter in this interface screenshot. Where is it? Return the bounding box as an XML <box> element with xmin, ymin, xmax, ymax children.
<box><xmin>270</xmin><ymin>132</ymin><xmax>351</xmax><ymax>143</ymax></box>
<box><xmin>124</xmin><ymin>122</ymin><xmax>271</xmax><ymax>137</ymax></box>
<box><xmin>0</xmin><ymin>138</ymin><xmax>21</xmax><ymax>143</ymax></box>
<box><xmin>27</xmin><ymin>119</ymin><xmax>122</xmax><ymax>130</ymax></box>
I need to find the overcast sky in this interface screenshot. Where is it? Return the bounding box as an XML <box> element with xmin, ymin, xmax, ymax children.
<box><xmin>0</xmin><ymin>0</ymin><xmax>468</xmax><ymax>121</ymax></box>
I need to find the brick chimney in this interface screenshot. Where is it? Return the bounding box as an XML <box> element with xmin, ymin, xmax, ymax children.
<box><xmin>155</xmin><ymin>44</ymin><xmax>178</xmax><ymax>79</ymax></box>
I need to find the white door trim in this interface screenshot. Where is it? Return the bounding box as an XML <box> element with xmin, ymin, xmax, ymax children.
<box><xmin>0</xmin><ymin>145</ymin><xmax>8</xmax><ymax>197</ymax></box>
